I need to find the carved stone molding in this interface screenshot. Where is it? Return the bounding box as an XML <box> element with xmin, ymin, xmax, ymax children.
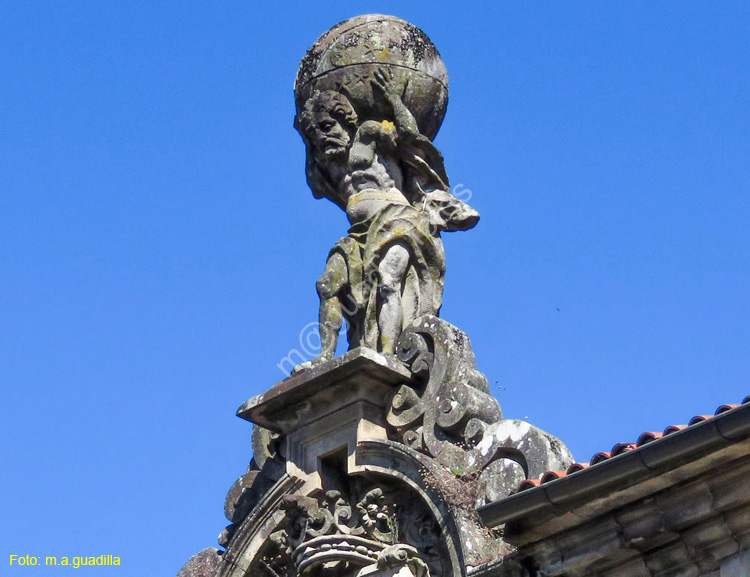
<box><xmin>218</xmin><ymin>474</ymin><xmax>450</xmax><ymax>577</ymax></box>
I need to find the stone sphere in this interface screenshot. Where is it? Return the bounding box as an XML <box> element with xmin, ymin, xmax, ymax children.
<box><xmin>295</xmin><ymin>14</ymin><xmax>449</xmax><ymax>140</ymax></box>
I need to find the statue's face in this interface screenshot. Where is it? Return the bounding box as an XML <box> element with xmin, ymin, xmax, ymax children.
<box><xmin>311</xmin><ymin>109</ymin><xmax>350</xmax><ymax>158</ymax></box>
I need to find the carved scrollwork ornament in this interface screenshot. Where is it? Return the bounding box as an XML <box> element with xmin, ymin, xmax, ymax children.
<box><xmin>386</xmin><ymin>316</ymin><xmax>503</xmax><ymax>474</ymax></box>
<box><xmin>252</xmin><ymin>483</ymin><xmax>446</xmax><ymax>577</ymax></box>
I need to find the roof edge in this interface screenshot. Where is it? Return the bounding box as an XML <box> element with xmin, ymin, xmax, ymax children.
<box><xmin>477</xmin><ymin>400</ymin><xmax>750</xmax><ymax>529</ymax></box>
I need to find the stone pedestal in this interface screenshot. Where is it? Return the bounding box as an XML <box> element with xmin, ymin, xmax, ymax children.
<box><xmin>237</xmin><ymin>348</ymin><xmax>411</xmax><ymax>493</ymax></box>
<box><xmin>179</xmin><ymin>318</ymin><xmax>573</xmax><ymax>577</ymax></box>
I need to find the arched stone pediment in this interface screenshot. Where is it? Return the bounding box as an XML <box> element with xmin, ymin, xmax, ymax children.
<box><xmin>216</xmin><ymin>442</ymin><xmax>465</xmax><ymax>577</ymax></box>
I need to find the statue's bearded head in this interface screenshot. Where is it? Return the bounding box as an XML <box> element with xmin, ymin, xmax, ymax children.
<box><xmin>300</xmin><ymin>91</ymin><xmax>358</xmax><ymax>159</ymax></box>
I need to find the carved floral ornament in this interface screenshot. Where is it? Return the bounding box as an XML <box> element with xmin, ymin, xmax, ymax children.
<box><xmin>259</xmin><ymin>486</ymin><xmax>444</xmax><ymax>577</ymax></box>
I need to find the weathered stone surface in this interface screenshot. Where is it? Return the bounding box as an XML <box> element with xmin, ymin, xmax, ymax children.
<box><xmin>474</xmin><ymin>458</ymin><xmax>526</xmax><ymax>509</ymax></box>
<box><xmin>295</xmin><ymin>14</ymin><xmax>448</xmax><ymax>141</ymax></box>
<box><xmin>215</xmin><ymin>314</ymin><xmax>572</xmax><ymax>574</ymax></box>
<box><xmin>293</xmin><ymin>14</ymin><xmax>479</xmax><ymax>369</ymax></box>
<box><xmin>238</xmin><ymin>347</ymin><xmax>410</xmax><ymax>434</ymax></box>
<box><xmin>386</xmin><ymin>316</ymin><xmax>501</xmax><ymax>472</ymax></box>
<box><xmin>262</xmin><ymin>485</ymin><xmax>449</xmax><ymax>577</ymax></box>
<box><xmin>386</xmin><ymin>315</ymin><xmax>573</xmax><ymax>496</ymax></box>
<box><xmin>219</xmin><ymin>427</ymin><xmax>287</xmax><ymax>549</ymax></box>
<box><xmin>176</xmin><ymin>548</ymin><xmax>221</xmax><ymax>577</ymax></box>
<box><xmin>720</xmin><ymin>549</ymin><xmax>750</xmax><ymax>577</ymax></box>
<box><xmin>178</xmin><ymin>14</ymin><xmax>578</xmax><ymax>577</ymax></box>
<box><xmin>216</xmin><ymin>460</ymin><xmax>465</xmax><ymax>577</ymax></box>
<box><xmin>474</xmin><ymin>420</ymin><xmax>574</xmax><ymax>505</ymax></box>
<box><xmin>238</xmin><ymin>348</ymin><xmax>414</xmax><ymax>496</ymax></box>
<box><xmin>175</xmin><ymin>11</ymin><xmax>750</xmax><ymax>577</ymax></box>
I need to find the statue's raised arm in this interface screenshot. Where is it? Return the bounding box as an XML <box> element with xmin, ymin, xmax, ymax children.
<box><xmin>370</xmin><ymin>67</ymin><xmax>419</xmax><ymax>144</ymax></box>
<box><xmin>369</xmin><ymin>67</ymin><xmax>479</xmax><ymax>233</ymax></box>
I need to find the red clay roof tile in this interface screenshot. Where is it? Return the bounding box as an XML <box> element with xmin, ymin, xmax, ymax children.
<box><xmin>566</xmin><ymin>463</ymin><xmax>589</xmax><ymax>474</ymax></box>
<box><xmin>517</xmin><ymin>479</ymin><xmax>541</xmax><ymax>492</ymax></box>
<box><xmin>715</xmin><ymin>404</ymin><xmax>739</xmax><ymax>415</ymax></box>
<box><xmin>636</xmin><ymin>432</ymin><xmax>663</xmax><ymax>446</ymax></box>
<box><xmin>513</xmin><ymin>396</ymin><xmax>748</xmax><ymax>494</ymax></box>
<box><xmin>590</xmin><ymin>452</ymin><xmax>611</xmax><ymax>465</ymax></box>
<box><xmin>611</xmin><ymin>442</ymin><xmax>636</xmax><ymax>456</ymax></box>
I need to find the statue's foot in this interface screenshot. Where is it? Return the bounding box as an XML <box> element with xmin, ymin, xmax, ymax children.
<box><xmin>292</xmin><ymin>355</ymin><xmax>331</xmax><ymax>374</ymax></box>
<box><xmin>292</xmin><ymin>361</ymin><xmax>313</xmax><ymax>373</ymax></box>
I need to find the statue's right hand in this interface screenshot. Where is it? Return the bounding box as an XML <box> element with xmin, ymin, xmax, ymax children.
<box><xmin>370</xmin><ymin>67</ymin><xmax>390</xmax><ymax>94</ymax></box>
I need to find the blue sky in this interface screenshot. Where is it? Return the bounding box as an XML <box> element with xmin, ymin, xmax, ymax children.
<box><xmin>2</xmin><ymin>2</ymin><xmax>748</xmax><ymax>575</ymax></box>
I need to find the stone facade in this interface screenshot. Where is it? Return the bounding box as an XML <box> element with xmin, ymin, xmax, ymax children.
<box><xmin>206</xmin><ymin>317</ymin><xmax>571</xmax><ymax>577</ymax></box>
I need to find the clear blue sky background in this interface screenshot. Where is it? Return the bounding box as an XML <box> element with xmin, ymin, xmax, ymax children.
<box><xmin>2</xmin><ymin>2</ymin><xmax>748</xmax><ymax>575</ymax></box>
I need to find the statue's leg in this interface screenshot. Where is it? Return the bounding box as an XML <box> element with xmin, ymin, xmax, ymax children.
<box><xmin>377</xmin><ymin>241</ymin><xmax>410</xmax><ymax>354</ymax></box>
<box><xmin>315</xmin><ymin>252</ymin><xmax>348</xmax><ymax>362</ymax></box>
